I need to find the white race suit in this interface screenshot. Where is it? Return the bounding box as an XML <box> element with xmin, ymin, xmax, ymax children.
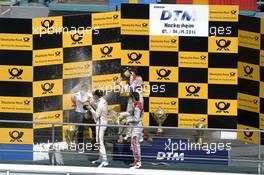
<box><xmin>90</xmin><ymin>97</ymin><xmax>108</xmax><ymax>162</ymax></box>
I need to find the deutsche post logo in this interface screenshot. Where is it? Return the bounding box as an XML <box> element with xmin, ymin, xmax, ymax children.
<box><xmin>41</xmin><ymin>19</ymin><xmax>54</xmax><ymax>31</ymax></box>
<box><xmin>113</xmin><ymin>14</ymin><xmax>119</xmax><ymax>19</ymax></box>
<box><xmin>9</xmin><ymin>130</ymin><xmax>24</xmax><ymax>142</ymax></box>
<box><xmin>71</xmin><ymin>33</ymin><xmax>84</xmax><ymax>44</ymax></box>
<box><xmin>243</xmin><ymin>65</ymin><xmax>253</xmax><ymax>78</ymax></box>
<box><xmin>230</xmin><ymin>72</ymin><xmax>236</xmax><ymax>76</ymax></box>
<box><xmin>185</xmin><ymin>85</ymin><xmax>200</xmax><ymax>96</ymax></box>
<box><xmin>41</xmin><ymin>82</ymin><xmax>54</xmax><ymax>94</ymax></box>
<box><xmin>243</xmin><ymin>128</ymin><xmax>253</xmax><ymax>139</ymax></box>
<box><xmin>24</xmin><ymin>100</ymin><xmax>31</xmax><ymax>105</ymax></box>
<box><xmin>23</xmin><ymin>37</ymin><xmax>30</xmax><ymax>42</ymax></box>
<box><xmin>255</xmin><ymin>36</ymin><xmax>259</xmax><ymax>41</ymax></box>
<box><xmin>171</xmin><ymin>39</ymin><xmax>177</xmax><ymax>43</ymax></box>
<box><xmin>156</xmin><ymin>69</ymin><xmax>171</xmax><ymax>80</ymax></box>
<box><xmin>113</xmin><ymin>76</ymin><xmax>119</xmax><ymax>81</ymax></box>
<box><xmin>253</xmin><ymin>99</ymin><xmax>258</xmax><ymax>104</ymax></box>
<box><xmin>100</xmin><ymin>46</ymin><xmax>113</xmax><ymax>58</ymax></box>
<box><xmin>200</xmin><ymin>55</ymin><xmax>206</xmax><ymax>60</ymax></box>
<box><xmin>142</xmin><ymin>23</ymin><xmax>148</xmax><ymax>27</ymax></box>
<box><xmin>8</xmin><ymin>68</ymin><xmax>23</xmax><ymax>79</ymax></box>
<box><xmin>215</xmin><ymin>101</ymin><xmax>230</xmax><ymax>113</ymax></box>
<box><xmin>54</xmin><ymin>114</ymin><xmax>61</xmax><ymax>119</ymax></box>
<box><xmin>171</xmin><ymin>101</ymin><xmax>177</xmax><ymax>105</ymax></box>
<box><xmin>128</xmin><ymin>52</ymin><xmax>142</xmax><ymax>64</ymax></box>
<box><xmin>230</xmin><ymin>10</ymin><xmax>237</xmax><ymax>15</ymax></box>
<box><xmin>55</xmin><ymin>51</ymin><xmax>61</xmax><ymax>56</ymax></box>
<box><xmin>216</xmin><ymin>39</ymin><xmax>231</xmax><ymax>51</ymax></box>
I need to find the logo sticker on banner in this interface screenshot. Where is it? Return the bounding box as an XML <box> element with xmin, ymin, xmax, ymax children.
<box><xmin>150</xmin><ymin>4</ymin><xmax>209</xmax><ymax>36</ymax></box>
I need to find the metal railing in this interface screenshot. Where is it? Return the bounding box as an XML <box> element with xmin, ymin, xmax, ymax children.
<box><xmin>0</xmin><ymin>119</ymin><xmax>263</xmax><ymax>174</ymax></box>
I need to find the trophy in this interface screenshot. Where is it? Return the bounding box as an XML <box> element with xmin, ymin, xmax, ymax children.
<box><xmin>65</xmin><ymin>125</ymin><xmax>77</xmax><ymax>144</ymax></box>
<box><xmin>194</xmin><ymin>118</ymin><xmax>206</xmax><ymax>145</ymax></box>
<box><xmin>151</xmin><ymin>106</ymin><xmax>168</xmax><ymax>135</ymax></box>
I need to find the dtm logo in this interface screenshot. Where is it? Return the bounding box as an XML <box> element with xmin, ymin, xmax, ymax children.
<box><xmin>128</xmin><ymin>52</ymin><xmax>142</xmax><ymax>64</ymax></box>
<box><xmin>8</xmin><ymin>68</ymin><xmax>23</xmax><ymax>79</ymax></box>
<box><xmin>156</xmin><ymin>138</ymin><xmax>184</xmax><ymax>161</ymax></box>
<box><xmin>185</xmin><ymin>85</ymin><xmax>200</xmax><ymax>96</ymax></box>
<box><xmin>215</xmin><ymin>102</ymin><xmax>230</xmax><ymax>113</ymax></box>
<box><xmin>41</xmin><ymin>82</ymin><xmax>54</xmax><ymax>94</ymax></box>
<box><xmin>41</xmin><ymin>20</ymin><xmax>54</xmax><ymax>31</ymax></box>
<box><xmin>156</xmin><ymin>69</ymin><xmax>171</xmax><ymax>80</ymax></box>
<box><xmin>216</xmin><ymin>39</ymin><xmax>231</xmax><ymax>51</ymax></box>
<box><xmin>9</xmin><ymin>130</ymin><xmax>24</xmax><ymax>142</ymax></box>
<box><xmin>243</xmin><ymin>66</ymin><xmax>253</xmax><ymax>78</ymax></box>
<box><xmin>100</xmin><ymin>46</ymin><xmax>113</xmax><ymax>58</ymax></box>
<box><xmin>71</xmin><ymin>33</ymin><xmax>83</xmax><ymax>44</ymax></box>
<box><xmin>160</xmin><ymin>10</ymin><xmax>195</xmax><ymax>21</ymax></box>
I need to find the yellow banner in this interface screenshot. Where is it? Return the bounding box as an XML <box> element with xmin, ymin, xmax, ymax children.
<box><xmin>63</xmin><ymin>61</ymin><xmax>92</xmax><ymax>79</ymax></box>
<box><xmin>63</xmin><ymin>93</ymin><xmax>75</xmax><ymax>110</ymax></box>
<box><xmin>33</xmin><ymin>79</ymin><xmax>63</xmax><ymax>97</ymax></box>
<box><xmin>0</xmin><ymin>96</ymin><xmax>33</xmax><ymax>113</ymax></box>
<box><xmin>121</xmin><ymin>19</ymin><xmax>149</xmax><ymax>35</ymax></box>
<box><xmin>178</xmin><ymin>83</ymin><xmax>208</xmax><ymax>99</ymax></box>
<box><xmin>260</xmin><ymin>114</ymin><xmax>264</xmax><ymax>130</ymax></box>
<box><xmin>208</xmin><ymin>37</ymin><xmax>238</xmax><ymax>53</ymax></box>
<box><xmin>33</xmin><ymin>110</ymin><xmax>63</xmax><ymax>129</ymax></box>
<box><xmin>149</xmin><ymin>66</ymin><xmax>178</xmax><ymax>83</ymax></box>
<box><xmin>238</xmin><ymin>93</ymin><xmax>259</xmax><ymax>113</ymax></box>
<box><xmin>149</xmin><ymin>97</ymin><xmax>178</xmax><ymax>114</ymax></box>
<box><xmin>260</xmin><ymin>50</ymin><xmax>264</xmax><ymax>67</ymax></box>
<box><xmin>260</xmin><ymin>82</ymin><xmax>264</xmax><ymax>98</ymax></box>
<box><xmin>33</xmin><ymin>48</ymin><xmax>63</xmax><ymax>66</ymax></box>
<box><xmin>92</xmin><ymin>12</ymin><xmax>120</xmax><ymax>30</ymax></box>
<box><xmin>209</xmin><ymin>5</ymin><xmax>238</xmax><ymax>22</ymax></box>
<box><xmin>178</xmin><ymin>114</ymin><xmax>208</xmax><ymax>128</ymax></box>
<box><xmin>208</xmin><ymin>99</ymin><xmax>237</xmax><ymax>116</ymax></box>
<box><xmin>0</xmin><ymin>65</ymin><xmax>32</xmax><ymax>82</ymax></box>
<box><xmin>92</xmin><ymin>73</ymin><xmax>120</xmax><ymax>91</ymax></box>
<box><xmin>92</xmin><ymin>43</ymin><xmax>121</xmax><ymax>61</ymax></box>
<box><xmin>0</xmin><ymin>33</ymin><xmax>32</xmax><ymax>50</ymax></box>
<box><xmin>193</xmin><ymin>0</ymin><xmax>208</xmax><ymax>4</ymax></box>
<box><xmin>32</xmin><ymin>16</ymin><xmax>63</xmax><ymax>35</ymax></box>
<box><xmin>238</xmin><ymin>30</ymin><xmax>261</xmax><ymax>50</ymax></box>
<box><xmin>149</xmin><ymin>36</ymin><xmax>178</xmax><ymax>51</ymax></box>
<box><xmin>208</xmin><ymin>68</ymin><xmax>237</xmax><ymax>84</ymax></box>
<box><xmin>63</xmin><ymin>30</ymin><xmax>92</xmax><ymax>48</ymax></box>
<box><xmin>238</xmin><ymin>62</ymin><xmax>259</xmax><ymax>81</ymax></box>
<box><xmin>261</xmin><ymin>18</ymin><xmax>264</xmax><ymax>34</ymax></box>
<box><xmin>108</xmin><ymin>104</ymin><xmax>121</xmax><ymax>112</ymax></box>
<box><xmin>179</xmin><ymin>52</ymin><xmax>208</xmax><ymax>68</ymax></box>
<box><xmin>143</xmin><ymin>112</ymin><xmax>149</xmax><ymax>126</ymax></box>
<box><xmin>237</xmin><ymin>124</ymin><xmax>259</xmax><ymax>144</ymax></box>
<box><xmin>121</xmin><ymin>50</ymin><xmax>149</xmax><ymax>66</ymax></box>
<box><xmin>0</xmin><ymin>128</ymin><xmax>33</xmax><ymax>144</ymax></box>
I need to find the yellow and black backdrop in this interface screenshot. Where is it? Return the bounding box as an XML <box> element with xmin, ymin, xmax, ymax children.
<box><xmin>0</xmin><ymin>12</ymin><xmax>121</xmax><ymax>160</ymax></box>
<box><xmin>237</xmin><ymin>15</ymin><xmax>264</xmax><ymax>144</ymax></box>
<box><xmin>120</xmin><ymin>4</ymin><xmax>238</xmax><ymax>129</ymax></box>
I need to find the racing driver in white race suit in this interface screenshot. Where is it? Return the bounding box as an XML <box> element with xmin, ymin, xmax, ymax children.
<box><xmin>86</xmin><ymin>89</ymin><xmax>109</xmax><ymax>168</ymax></box>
